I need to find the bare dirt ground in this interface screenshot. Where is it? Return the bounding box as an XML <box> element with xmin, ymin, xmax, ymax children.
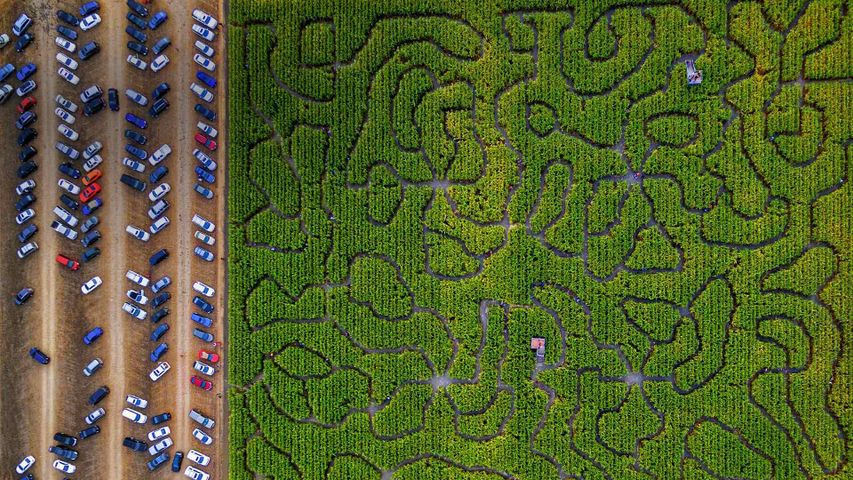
<box><xmin>0</xmin><ymin>0</ymin><xmax>227</xmax><ymax>478</ymax></box>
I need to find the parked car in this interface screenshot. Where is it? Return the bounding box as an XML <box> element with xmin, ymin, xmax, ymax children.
<box><xmin>151</xmin><ymin>275</ymin><xmax>171</xmax><ymax>293</ymax></box>
<box><xmin>88</xmin><ymin>385</ymin><xmax>109</xmax><ymax>405</ymax></box>
<box><xmin>56</xmin><ymin>52</ymin><xmax>79</xmax><ymax>71</ymax></box>
<box><xmin>191</xmin><ymin>376</ymin><xmax>213</xmax><ymax>391</ymax></box>
<box><xmin>17</xmin><ymin>128</ymin><xmax>37</xmax><ymax>146</ymax></box>
<box><xmin>197</xmin><ymin>121</ymin><xmax>217</xmax><ymax>138</ymax></box>
<box><xmin>17</xmin><ymin>241</ymin><xmax>38</xmax><ymax>259</ymax></box>
<box><xmin>194</xmin><ymin>246</ymin><xmax>214</xmax><ymax>262</ymax></box>
<box><xmin>122</xmin><ymin>408</ymin><xmax>147</xmax><ymax>424</ymax></box>
<box><xmin>149</xmin><ymin>54</ymin><xmax>167</xmax><ymax>72</ymax></box>
<box><xmin>150</xmin><ymin>216</ymin><xmax>170</xmax><ymax>234</ymax></box>
<box><xmin>81</xmin><ymin>229</ymin><xmax>101</xmax><ymax>247</ymax></box>
<box><xmin>83</xmin><ymin>141</ymin><xmax>102</xmax><ymax>159</ymax></box>
<box><xmin>0</xmin><ymin>84</ymin><xmax>13</xmax><ymax>104</ymax></box>
<box><xmin>83</xmin><ymin>327</ymin><xmax>103</xmax><ymax>345</ymax></box>
<box><xmin>83</xmin><ymin>200</ymin><xmax>102</xmax><ymax>217</ymax></box>
<box><xmin>150</xmin><ymin>343</ymin><xmax>168</xmax><ymax>362</ymax></box>
<box><xmin>126</xmin><ymin>224</ymin><xmax>150</xmax><ymax>242</ymax></box>
<box><xmin>15</xmin><ymin>208</ymin><xmax>35</xmax><ymax>225</ymax></box>
<box><xmin>193</xmin><ymin>149</ymin><xmax>217</xmax><ymax>170</ymax></box>
<box><xmin>81</xmin><ymin>247</ymin><xmax>100</xmax><ymax>262</ymax></box>
<box><xmin>127</xmin><ymin>289</ymin><xmax>148</xmax><ymax>305</ymax></box>
<box><xmin>192</xmin><ymin>213</ymin><xmax>215</xmax><ymax>232</ymax></box>
<box><xmin>55</xmin><ymin>107</ymin><xmax>76</xmax><ymax>124</ymax></box>
<box><xmin>56</xmin><ymin>254</ymin><xmax>80</xmax><ymax>270</ymax></box>
<box><xmin>123</xmin><ymin>302</ymin><xmax>147</xmax><ymax>321</ymax></box>
<box><xmin>185</xmin><ymin>465</ymin><xmax>210</xmax><ymax>480</ymax></box>
<box><xmin>49</xmin><ymin>445</ymin><xmax>78</xmax><ymax>462</ymax></box>
<box><xmin>125</xmin><ymin>144</ymin><xmax>148</xmax><ymax>160</ymax></box>
<box><xmin>55</xmin><ymin>36</ymin><xmax>76</xmax><ymax>53</ymax></box>
<box><xmin>52</xmin><ymin>459</ymin><xmax>76</xmax><ymax>474</ymax></box>
<box><xmin>149</xmin><ymin>97</ymin><xmax>169</xmax><ymax>117</ymax></box>
<box><xmin>17</xmin><ymin>95</ymin><xmax>37</xmax><ymax>113</ymax></box>
<box><xmin>151</xmin><ymin>308</ymin><xmax>170</xmax><ymax>324</ymax></box>
<box><xmin>196</xmin><ymin>70</ymin><xmax>217</xmax><ymax>88</ymax></box>
<box><xmin>84</xmin><ymin>407</ymin><xmax>105</xmax><ymax>424</ymax></box>
<box><xmin>16</xmin><ymin>62</ymin><xmax>37</xmax><ymax>81</ymax></box>
<box><xmin>193</xmin><ymin>360</ymin><xmax>215</xmax><ymax>376</ymax></box>
<box><xmin>148</xmin><ymin>11</ymin><xmax>167</xmax><ymax>29</ymax></box>
<box><xmin>57</xmin><ymin>142</ymin><xmax>81</xmax><ymax>160</ymax></box>
<box><xmin>78</xmin><ymin>41</ymin><xmax>100</xmax><ymax>59</ymax></box>
<box><xmin>78</xmin><ymin>425</ymin><xmax>100</xmax><ymax>439</ymax></box>
<box><xmin>80</xmin><ymin>13</ymin><xmax>101</xmax><ymax>31</ymax></box>
<box><xmin>79</xmin><ymin>1</ymin><xmax>100</xmax><ymax>16</ymax></box>
<box><xmin>56</xmin><ymin>25</ymin><xmax>77</xmax><ymax>41</ymax></box>
<box><xmin>125</xmin><ymin>130</ymin><xmax>148</xmax><ymax>146</ymax></box>
<box><xmin>58</xmin><ymin>124</ymin><xmax>80</xmax><ymax>141</ymax></box>
<box><xmin>188</xmin><ymin>409</ymin><xmax>215</xmax><ymax>428</ymax></box>
<box><xmin>192</xmin><ymin>24</ymin><xmax>215</xmax><ymax>41</ymax></box>
<box><xmin>128</xmin><ymin>0</ymin><xmax>149</xmax><ymax>17</ymax></box>
<box><xmin>16</xmin><ymin>178</ymin><xmax>36</xmax><ymax>195</ymax></box>
<box><xmin>125</xmin><ymin>88</ymin><xmax>148</xmax><ymax>106</ymax></box>
<box><xmin>59</xmin><ymin>194</ymin><xmax>79</xmax><ymax>211</ymax></box>
<box><xmin>80</xmin><ymin>182</ymin><xmax>101</xmax><ymax>202</ymax></box>
<box><xmin>194</xmin><ymin>103</ymin><xmax>215</xmax><ymax>120</ymax></box>
<box><xmin>126</xmin><ymin>394</ymin><xmax>148</xmax><ymax>408</ymax></box>
<box><xmin>192</xmin><ymin>282</ymin><xmax>215</xmax><ymax>298</ymax></box>
<box><xmin>194</xmin><ymin>40</ymin><xmax>214</xmax><ymax>57</ymax></box>
<box><xmin>16</xmin><ymin>79</ymin><xmax>37</xmax><ymax>96</ymax></box>
<box><xmin>192</xmin><ymin>427</ymin><xmax>213</xmax><ymax>444</ymax></box>
<box><xmin>56</xmin><ymin>94</ymin><xmax>78</xmax><ymax>112</ymax></box>
<box><xmin>193</xmin><ymin>328</ymin><xmax>213</xmax><ymax>342</ymax></box>
<box><xmin>147</xmin><ymin>452</ymin><xmax>169</xmax><ymax>471</ymax></box>
<box><xmin>83</xmin><ymin>97</ymin><xmax>105</xmax><ymax>116</ymax></box>
<box><xmin>121</xmin><ymin>173</ymin><xmax>146</xmax><ymax>191</ymax></box>
<box><xmin>151</xmin><ymin>292</ymin><xmax>171</xmax><ymax>308</ymax></box>
<box><xmin>126</xmin><ymin>112</ymin><xmax>148</xmax><ymax>128</ymax></box>
<box><xmin>149</xmin><ymin>182</ymin><xmax>171</xmax><ymax>201</ymax></box>
<box><xmin>81</xmin><ymin>275</ymin><xmax>102</xmax><ymax>294</ymax></box>
<box><xmin>80</xmin><ymin>215</ymin><xmax>99</xmax><ymax>233</ymax></box>
<box><xmin>123</xmin><ymin>157</ymin><xmax>145</xmax><ymax>173</ymax></box>
<box><xmin>152</xmin><ymin>36</ymin><xmax>171</xmax><ymax>55</ymax></box>
<box><xmin>57</xmin><ymin>10</ymin><xmax>79</xmax><ymax>26</ymax></box>
<box><xmin>123</xmin><ymin>437</ymin><xmax>148</xmax><ymax>452</ymax></box>
<box><xmin>198</xmin><ymin>350</ymin><xmax>220</xmax><ymax>363</ymax></box>
<box><xmin>193</xmin><ymin>184</ymin><xmax>213</xmax><ymax>199</ymax></box>
<box><xmin>29</xmin><ymin>347</ymin><xmax>49</xmax><ymax>364</ymax></box>
<box><xmin>15</xmin><ymin>193</ymin><xmax>36</xmax><ymax>211</ymax></box>
<box><xmin>59</xmin><ymin>161</ymin><xmax>81</xmax><ymax>178</ymax></box>
<box><xmin>186</xmin><ymin>449</ymin><xmax>211</xmax><ymax>467</ymax></box>
<box><xmin>127</xmin><ymin>54</ymin><xmax>147</xmax><ymax>70</ymax></box>
<box><xmin>152</xmin><ymin>81</ymin><xmax>170</xmax><ymax>99</ymax></box>
<box><xmin>193</xmin><ymin>9</ymin><xmax>219</xmax><ymax>29</ymax></box>
<box><xmin>80</xmin><ymin>84</ymin><xmax>102</xmax><ymax>103</ymax></box>
<box><xmin>150</xmin><ymin>143</ymin><xmax>171</xmax><ymax>165</ymax></box>
<box><xmin>15</xmin><ymin>33</ymin><xmax>34</xmax><ymax>53</ymax></box>
<box><xmin>15</xmin><ymin>455</ymin><xmax>35</xmax><ymax>474</ymax></box>
<box><xmin>17</xmin><ymin>224</ymin><xmax>38</xmax><ymax>243</ymax></box>
<box><xmin>18</xmin><ymin>161</ymin><xmax>38</xmax><ymax>178</ymax></box>
<box><xmin>108</xmin><ymin>88</ymin><xmax>119</xmax><ymax>111</ymax></box>
<box><xmin>15</xmin><ymin>287</ymin><xmax>34</xmax><ymax>305</ymax></box>
<box><xmin>83</xmin><ymin>358</ymin><xmax>103</xmax><ymax>376</ymax></box>
<box><xmin>148</xmin><ymin>199</ymin><xmax>169</xmax><ymax>219</ymax></box>
<box><xmin>149</xmin><ymin>361</ymin><xmax>170</xmax><ymax>381</ymax></box>
<box><xmin>126</xmin><ymin>13</ymin><xmax>147</xmax><ymax>31</ymax></box>
<box><xmin>15</xmin><ymin>110</ymin><xmax>37</xmax><ymax>129</ymax></box>
<box><xmin>151</xmin><ymin>412</ymin><xmax>172</xmax><ymax>425</ymax></box>
<box><xmin>148</xmin><ymin>437</ymin><xmax>173</xmax><ymax>456</ymax></box>
<box><xmin>58</xmin><ymin>179</ymin><xmax>80</xmax><ymax>195</ymax></box>
<box><xmin>82</xmin><ymin>169</ymin><xmax>101</xmax><ymax>185</ymax></box>
<box><xmin>51</xmin><ymin>220</ymin><xmax>78</xmax><ymax>240</ymax></box>
<box><xmin>151</xmin><ymin>323</ymin><xmax>169</xmax><ymax>341</ymax></box>
<box><xmin>84</xmin><ymin>156</ymin><xmax>102</xmax><ymax>171</ymax></box>
<box><xmin>126</xmin><ymin>269</ymin><xmax>151</xmax><ymax>287</ymax></box>
<box><xmin>126</xmin><ymin>25</ymin><xmax>147</xmax><ymax>43</ymax></box>
<box><xmin>193</xmin><ymin>54</ymin><xmax>215</xmax><ymax>72</ymax></box>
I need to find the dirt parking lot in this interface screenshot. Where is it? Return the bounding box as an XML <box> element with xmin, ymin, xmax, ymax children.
<box><xmin>0</xmin><ymin>0</ymin><xmax>227</xmax><ymax>477</ymax></box>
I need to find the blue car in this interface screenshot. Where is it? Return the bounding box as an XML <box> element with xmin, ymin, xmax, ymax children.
<box><xmin>150</xmin><ymin>165</ymin><xmax>168</xmax><ymax>183</ymax></box>
<box><xmin>150</xmin><ymin>323</ymin><xmax>169</xmax><ymax>342</ymax></box>
<box><xmin>193</xmin><ymin>328</ymin><xmax>214</xmax><ymax>342</ymax></box>
<box><xmin>16</xmin><ymin>63</ymin><xmax>36</xmax><ymax>81</ymax></box>
<box><xmin>196</xmin><ymin>71</ymin><xmax>216</xmax><ymax>88</ymax></box>
<box><xmin>125</xmin><ymin>144</ymin><xmax>148</xmax><ymax>160</ymax></box>
<box><xmin>194</xmin><ymin>246</ymin><xmax>214</xmax><ymax>262</ymax></box>
<box><xmin>152</xmin><ymin>37</ymin><xmax>171</xmax><ymax>55</ymax></box>
<box><xmin>150</xmin><ymin>342</ymin><xmax>168</xmax><ymax>362</ymax></box>
<box><xmin>83</xmin><ymin>327</ymin><xmax>104</xmax><ymax>345</ymax></box>
<box><xmin>193</xmin><ymin>183</ymin><xmax>213</xmax><ymax>199</ymax></box>
<box><xmin>29</xmin><ymin>347</ymin><xmax>50</xmax><ymax>364</ymax></box>
<box><xmin>149</xmin><ymin>248</ymin><xmax>169</xmax><ymax>266</ymax></box>
<box><xmin>79</xmin><ymin>1</ymin><xmax>100</xmax><ymax>16</ymax></box>
<box><xmin>192</xmin><ymin>296</ymin><xmax>214</xmax><ymax>313</ymax></box>
<box><xmin>194</xmin><ymin>166</ymin><xmax>215</xmax><ymax>184</ymax></box>
<box><xmin>15</xmin><ymin>287</ymin><xmax>34</xmax><ymax>305</ymax></box>
<box><xmin>191</xmin><ymin>313</ymin><xmax>212</xmax><ymax>328</ymax></box>
<box><xmin>171</xmin><ymin>451</ymin><xmax>183</xmax><ymax>472</ymax></box>
<box><xmin>0</xmin><ymin>63</ymin><xmax>15</xmax><ymax>82</ymax></box>
<box><xmin>125</xmin><ymin>113</ymin><xmax>148</xmax><ymax>129</ymax></box>
<box><xmin>147</xmin><ymin>451</ymin><xmax>169</xmax><ymax>471</ymax></box>
<box><xmin>148</xmin><ymin>11</ymin><xmax>167</xmax><ymax>29</ymax></box>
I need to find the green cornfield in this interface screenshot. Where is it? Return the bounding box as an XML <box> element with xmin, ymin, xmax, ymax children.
<box><xmin>227</xmin><ymin>0</ymin><xmax>851</xmax><ymax>478</ymax></box>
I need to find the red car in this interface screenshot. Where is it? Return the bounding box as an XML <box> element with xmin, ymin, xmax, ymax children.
<box><xmin>55</xmin><ymin>254</ymin><xmax>80</xmax><ymax>271</ymax></box>
<box><xmin>198</xmin><ymin>350</ymin><xmax>220</xmax><ymax>363</ymax></box>
<box><xmin>17</xmin><ymin>96</ymin><xmax>36</xmax><ymax>114</ymax></box>
<box><xmin>194</xmin><ymin>133</ymin><xmax>217</xmax><ymax>151</ymax></box>
<box><xmin>190</xmin><ymin>376</ymin><xmax>213</xmax><ymax>391</ymax></box>
<box><xmin>80</xmin><ymin>182</ymin><xmax>102</xmax><ymax>202</ymax></box>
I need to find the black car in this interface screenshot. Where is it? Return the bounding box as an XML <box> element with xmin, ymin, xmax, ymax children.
<box><xmin>57</xmin><ymin>10</ymin><xmax>79</xmax><ymax>26</ymax></box>
<box><xmin>125</xmin><ymin>129</ymin><xmax>147</xmax><ymax>145</ymax></box>
<box><xmin>49</xmin><ymin>445</ymin><xmax>79</xmax><ymax>461</ymax></box>
<box><xmin>151</xmin><ymin>307</ymin><xmax>170</xmax><ymax>324</ymax></box>
<box><xmin>121</xmin><ymin>173</ymin><xmax>146</xmax><ymax>191</ymax></box>
<box><xmin>127</xmin><ymin>12</ymin><xmax>147</xmax><ymax>30</ymax></box>
<box><xmin>79</xmin><ymin>425</ymin><xmax>100</xmax><ymax>440</ymax></box>
<box><xmin>84</xmin><ymin>97</ymin><xmax>105</xmax><ymax>116</ymax></box>
<box><xmin>17</xmin><ymin>161</ymin><xmax>38</xmax><ymax>179</ymax></box>
<box><xmin>149</xmin><ymin>248</ymin><xmax>169</xmax><ymax>265</ymax></box>
<box><xmin>108</xmin><ymin>88</ymin><xmax>119</xmax><ymax>111</ymax></box>
<box><xmin>15</xmin><ymin>33</ymin><xmax>34</xmax><ymax>53</ymax></box>
<box><xmin>79</xmin><ymin>41</ymin><xmax>100</xmax><ymax>60</ymax></box>
<box><xmin>17</xmin><ymin>128</ymin><xmax>37</xmax><ymax>146</ymax></box>
<box><xmin>82</xmin><ymin>247</ymin><xmax>100</xmax><ymax>262</ymax></box>
<box><xmin>149</xmin><ymin>98</ymin><xmax>169</xmax><ymax>118</ymax></box>
<box><xmin>151</xmin><ymin>412</ymin><xmax>171</xmax><ymax>425</ymax></box>
<box><xmin>17</xmin><ymin>224</ymin><xmax>38</xmax><ymax>243</ymax></box>
<box><xmin>60</xmin><ymin>193</ymin><xmax>79</xmax><ymax>210</ymax></box>
<box><xmin>128</xmin><ymin>0</ymin><xmax>149</xmax><ymax>17</ymax></box>
<box><xmin>123</xmin><ymin>437</ymin><xmax>148</xmax><ymax>452</ymax></box>
<box><xmin>152</xmin><ymin>36</ymin><xmax>170</xmax><ymax>55</ymax></box>
<box><xmin>125</xmin><ymin>25</ymin><xmax>147</xmax><ymax>43</ymax></box>
<box><xmin>152</xmin><ymin>82</ymin><xmax>170</xmax><ymax>99</ymax></box>
<box><xmin>194</xmin><ymin>103</ymin><xmax>215</xmax><ymax>121</ymax></box>
<box><xmin>127</xmin><ymin>40</ymin><xmax>148</xmax><ymax>56</ymax></box>
<box><xmin>151</xmin><ymin>292</ymin><xmax>171</xmax><ymax>309</ymax></box>
<box><xmin>54</xmin><ymin>432</ymin><xmax>78</xmax><ymax>447</ymax></box>
<box><xmin>82</xmin><ymin>230</ymin><xmax>101</xmax><ymax>247</ymax></box>
<box><xmin>15</xmin><ymin>111</ymin><xmax>37</xmax><ymax>129</ymax></box>
<box><xmin>18</xmin><ymin>145</ymin><xmax>37</xmax><ymax>162</ymax></box>
<box><xmin>59</xmin><ymin>162</ymin><xmax>82</xmax><ymax>179</ymax></box>
<box><xmin>171</xmin><ymin>451</ymin><xmax>183</xmax><ymax>472</ymax></box>
<box><xmin>88</xmin><ymin>386</ymin><xmax>109</xmax><ymax>405</ymax></box>
<box><xmin>15</xmin><ymin>193</ymin><xmax>35</xmax><ymax>212</ymax></box>
<box><xmin>15</xmin><ymin>287</ymin><xmax>34</xmax><ymax>305</ymax></box>
<box><xmin>56</xmin><ymin>25</ymin><xmax>78</xmax><ymax>41</ymax></box>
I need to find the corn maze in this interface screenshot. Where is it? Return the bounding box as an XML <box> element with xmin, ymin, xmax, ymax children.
<box><xmin>227</xmin><ymin>0</ymin><xmax>851</xmax><ymax>478</ymax></box>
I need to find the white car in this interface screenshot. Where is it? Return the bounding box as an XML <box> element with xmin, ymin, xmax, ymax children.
<box><xmin>148</xmin><ymin>426</ymin><xmax>171</xmax><ymax>442</ymax></box>
<box><xmin>80</xmin><ymin>13</ymin><xmax>101</xmax><ymax>31</ymax></box>
<box><xmin>193</xmin><ymin>360</ymin><xmax>215</xmax><ymax>376</ymax></box>
<box><xmin>149</xmin><ymin>183</ymin><xmax>171</xmax><ymax>201</ymax></box>
<box><xmin>0</xmin><ymin>33</ymin><xmax>9</xmax><ymax>48</ymax></box>
<box><xmin>184</xmin><ymin>465</ymin><xmax>211</xmax><ymax>480</ymax></box>
<box><xmin>148</xmin><ymin>199</ymin><xmax>170</xmax><ymax>219</ymax></box>
<box><xmin>16</xmin><ymin>208</ymin><xmax>35</xmax><ymax>225</ymax></box>
<box><xmin>125</xmin><ymin>88</ymin><xmax>148</xmax><ymax>106</ymax></box>
<box><xmin>58</xmin><ymin>67</ymin><xmax>79</xmax><ymax>85</ymax></box>
<box><xmin>127</xmin><ymin>289</ymin><xmax>148</xmax><ymax>305</ymax></box>
<box><xmin>193</xmin><ymin>149</ymin><xmax>217</xmax><ymax>170</ymax></box>
<box><xmin>150</xmin><ymin>54</ymin><xmax>169</xmax><ymax>72</ymax></box>
<box><xmin>192</xmin><ymin>281</ymin><xmax>216</xmax><ymax>297</ymax></box>
<box><xmin>15</xmin><ymin>455</ymin><xmax>35</xmax><ymax>474</ymax></box>
<box><xmin>81</xmin><ymin>276</ymin><xmax>102</xmax><ymax>295</ymax></box>
<box><xmin>195</xmin><ymin>230</ymin><xmax>215</xmax><ymax>246</ymax></box>
<box><xmin>0</xmin><ymin>84</ymin><xmax>12</xmax><ymax>103</ymax></box>
<box><xmin>192</xmin><ymin>214</ymin><xmax>215</xmax><ymax>233</ymax></box>
<box><xmin>123</xmin><ymin>157</ymin><xmax>145</xmax><ymax>173</ymax></box>
<box><xmin>56</xmin><ymin>94</ymin><xmax>78</xmax><ymax>112</ymax></box>
<box><xmin>84</xmin><ymin>407</ymin><xmax>105</xmax><ymax>424</ymax></box>
<box><xmin>58</xmin><ymin>124</ymin><xmax>79</xmax><ymax>141</ymax></box>
<box><xmin>127</xmin><ymin>54</ymin><xmax>147</xmax><ymax>70</ymax></box>
<box><xmin>16</xmin><ymin>179</ymin><xmax>36</xmax><ymax>195</ymax></box>
<box><xmin>55</xmin><ymin>36</ymin><xmax>75</xmax><ymax>52</ymax></box>
<box><xmin>58</xmin><ymin>178</ymin><xmax>80</xmax><ymax>194</ymax></box>
<box><xmin>126</xmin><ymin>224</ymin><xmax>150</xmax><ymax>242</ymax></box>
<box><xmin>83</xmin><ymin>358</ymin><xmax>103</xmax><ymax>377</ymax></box>
<box><xmin>150</xmin><ymin>216</ymin><xmax>170</xmax><ymax>234</ymax></box>
<box><xmin>126</xmin><ymin>394</ymin><xmax>148</xmax><ymax>409</ymax></box>
<box><xmin>194</xmin><ymin>40</ymin><xmax>214</xmax><ymax>57</ymax></box>
<box><xmin>53</xmin><ymin>460</ymin><xmax>76</xmax><ymax>473</ymax></box>
<box><xmin>16</xmin><ymin>241</ymin><xmax>38</xmax><ymax>259</ymax></box>
<box><xmin>123</xmin><ymin>302</ymin><xmax>147</xmax><ymax>321</ymax></box>
<box><xmin>83</xmin><ymin>141</ymin><xmax>102</xmax><ymax>160</ymax></box>
<box><xmin>149</xmin><ymin>437</ymin><xmax>173</xmax><ymax>456</ymax></box>
<box><xmin>150</xmin><ymin>144</ymin><xmax>172</xmax><ymax>166</ymax></box>
<box><xmin>186</xmin><ymin>449</ymin><xmax>211</xmax><ymax>466</ymax></box>
<box><xmin>84</xmin><ymin>155</ymin><xmax>103</xmax><ymax>172</ymax></box>
<box><xmin>56</xmin><ymin>52</ymin><xmax>78</xmax><ymax>70</ymax></box>
<box><xmin>122</xmin><ymin>408</ymin><xmax>147</xmax><ymax>424</ymax></box>
<box><xmin>149</xmin><ymin>361</ymin><xmax>170</xmax><ymax>381</ymax></box>
<box><xmin>192</xmin><ymin>9</ymin><xmax>219</xmax><ymax>29</ymax></box>
<box><xmin>55</xmin><ymin>107</ymin><xmax>76</xmax><ymax>124</ymax></box>
<box><xmin>53</xmin><ymin>206</ymin><xmax>79</xmax><ymax>227</ymax></box>
<box><xmin>193</xmin><ymin>54</ymin><xmax>215</xmax><ymax>72</ymax></box>
<box><xmin>192</xmin><ymin>24</ymin><xmax>215</xmax><ymax>42</ymax></box>
<box><xmin>197</xmin><ymin>121</ymin><xmax>217</xmax><ymax>138</ymax></box>
<box><xmin>126</xmin><ymin>270</ymin><xmax>150</xmax><ymax>287</ymax></box>
<box><xmin>51</xmin><ymin>221</ymin><xmax>78</xmax><ymax>240</ymax></box>
<box><xmin>192</xmin><ymin>428</ymin><xmax>213</xmax><ymax>445</ymax></box>
<box><xmin>190</xmin><ymin>82</ymin><xmax>214</xmax><ymax>102</ymax></box>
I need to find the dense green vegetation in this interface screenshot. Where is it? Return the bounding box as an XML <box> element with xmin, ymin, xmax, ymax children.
<box><xmin>227</xmin><ymin>0</ymin><xmax>851</xmax><ymax>478</ymax></box>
